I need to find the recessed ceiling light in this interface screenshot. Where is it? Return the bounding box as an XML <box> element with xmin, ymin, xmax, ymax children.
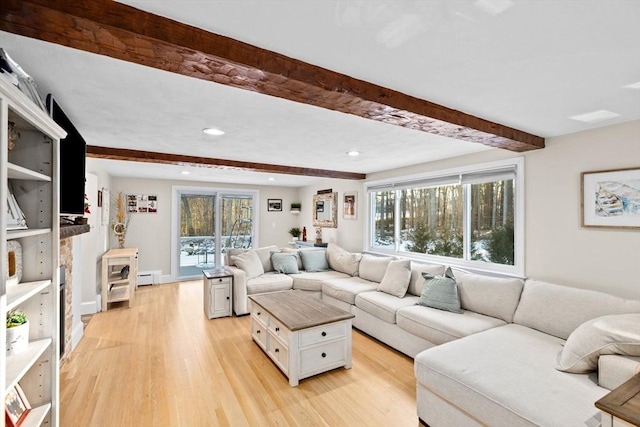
<box><xmin>624</xmin><ymin>81</ymin><xmax>640</xmax><ymax>90</ymax></box>
<box><xmin>268</xmin><ymin>177</ymin><xmax>276</xmax><ymax>181</ymax></box>
<box><xmin>474</xmin><ymin>0</ymin><xmax>514</xmax><ymax>16</ymax></box>
<box><xmin>202</xmin><ymin>127</ymin><xmax>225</xmax><ymax>136</ymax></box>
<box><xmin>181</xmin><ymin>171</ymin><xmax>191</xmax><ymax>175</ymax></box>
<box><xmin>569</xmin><ymin>110</ymin><xmax>620</xmax><ymax>123</ymax></box>
<box><xmin>347</xmin><ymin>150</ymin><xmax>360</xmax><ymax>156</ymax></box>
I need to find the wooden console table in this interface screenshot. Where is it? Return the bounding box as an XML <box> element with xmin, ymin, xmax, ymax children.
<box><xmin>101</xmin><ymin>247</ymin><xmax>138</xmax><ymax>311</ymax></box>
<box><xmin>596</xmin><ymin>374</ymin><xmax>640</xmax><ymax>427</ymax></box>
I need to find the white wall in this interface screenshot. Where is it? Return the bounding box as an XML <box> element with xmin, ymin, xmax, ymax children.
<box><xmin>107</xmin><ymin>176</ymin><xmax>301</xmax><ymax>278</ymax></box>
<box><xmin>298</xmin><ymin>179</ymin><xmax>365</xmax><ymax>253</ymax></box>
<box><xmin>367</xmin><ymin>120</ymin><xmax>640</xmax><ymax>299</ymax></box>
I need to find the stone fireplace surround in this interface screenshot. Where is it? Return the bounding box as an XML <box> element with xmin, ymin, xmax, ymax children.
<box><xmin>59</xmin><ymin>224</ymin><xmax>89</xmax><ymax>362</ymax></box>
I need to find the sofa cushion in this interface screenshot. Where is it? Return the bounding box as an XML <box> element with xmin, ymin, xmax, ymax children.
<box><xmin>299</xmin><ymin>249</ymin><xmax>329</xmax><ymax>272</ymax></box>
<box><xmin>292</xmin><ymin>270</ymin><xmax>350</xmax><ymax>292</ymax></box>
<box><xmin>557</xmin><ymin>313</ymin><xmax>640</xmax><ymax>373</ymax></box>
<box><xmin>326</xmin><ymin>243</ymin><xmax>361</xmax><ymax>276</ymax></box>
<box><xmin>453</xmin><ymin>269</ymin><xmax>524</xmax><ymax>323</ymax></box>
<box><xmin>230</xmin><ymin>250</ymin><xmax>264</xmax><ymax>279</ymax></box>
<box><xmin>245</xmin><ymin>272</ymin><xmax>293</xmax><ymax>295</ymax></box>
<box><xmin>355</xmin><ymin>291</ymin><xmax>419</xmax><ymax>324</ymax></box>
<box><xmin>359</xmin><ymin>255</ymin><xmax>395</xmax><ymax>283</ymax></box>
<box><xmin>513</xmin><ymin>280</ymin><xmax>640</xmax><ymax>340</ymax></box>
<box><xmin>322</xmin><ymin>277</ymin><xmax>378</xmax><ymax>305</ymax></box>
<box><xmin>416</xmin><ymin>267</ymin><xmax>462</xmax><ymax>313</ymax></box>
<box><xmin>253</xmin><ymin>245</ymin><xmax>279</xmax><ymax>273</ymax></box>
<box><xmin>280</xmin><ymin>247</ymin><xmax>304</xmax><ymax>270</ymax></box>
<box><xmin>397</xmin><ymin>305</ymin><xmax>506</xmax><ymax>345</ymax></box>
<box><xmin>378</xmin><ymin>259</ymin><xmax>412</xmax><ymax>298</ymax></box>
<box><xmin>408</xmin><ymin>262</ymin><xmax>447</xmax><ymax>296</ymax></box>
<box><xmin>415</xmin><ymin>324</ymin><xmax>609</xmax><ymax>427</ymax></box>
<box><xmin>270</xmin><ymin>252</ymin><xmax>300</xmax><ymax>274</ymax></box>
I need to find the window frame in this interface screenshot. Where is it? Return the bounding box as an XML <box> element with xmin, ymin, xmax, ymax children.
<box><xmin>365</xmin><ymin>158</ymin><xmax>525</xmax><ymax>277</ymax></box>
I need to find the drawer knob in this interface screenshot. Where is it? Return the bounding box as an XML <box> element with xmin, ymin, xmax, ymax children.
<box><xmin>256</xmin><ymin>330</ymin><xmax>261</xmax><ymax>334</ymax></box>
<box><xmin>226</xmin><ymin>296</ymin><xmax>230</xmax><ymax>300</ymax></box>
<box><xmin>321</xmin><ymin>352</ymin><xmax>326</xmax><ymax>358</ymax></box>
<box><xmin>321</xmin><ymin>331</ymin><xmax>327</xmax><ymax>337</ymax></box>
<box><xmin>218</xmin><ymin>278</ymin><xmax>222</xmax><ymax>282</ymax></box>
<box><xmin>275</xmin><ymin>327</ymin><xmax>280</xmax><ymax>332</ymax></box>
<box><xmin>257</xmin><ymin>312</ymin><xmax>261</xmax><ymax>316</ymax></box>
<box><xmin>275</xmin><ymin>348</ymin><xmax>280</xmax><ymax>353</ymax></box>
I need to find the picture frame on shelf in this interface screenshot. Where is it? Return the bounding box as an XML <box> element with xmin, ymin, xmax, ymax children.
<box><xmin>6</xmin><ymin>184</ymin><xmax>27</xmax><ymax>230</ymax></box>
<box><xmin>581</xmin><ymin>167</ymin><xmax>640</xmax><ymax>229</ymax></box>
<box><xmin>343</xmin><ymin>192</ymin><xmax>357</xmax><ymax>220</ymax></box>
<box><xmin>5</xmin><ymin>383</ymin><xmax>30</xmax><ymax>427</ymax></box>
<box><xmin>267</xmin><ymin>199</ymin><xmax>282</xmax><ymax>212</ymax></box>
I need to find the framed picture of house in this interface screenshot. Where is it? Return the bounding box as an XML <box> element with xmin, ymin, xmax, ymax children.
<box><xmin>581</xmin><ymin>167</ymin><xmax>640</xmax><ymax>229</ymax></box>
<box><xmin>267</xmin><ymin>199</ymin><xmax>282</xmax><ymax>212</ymax></box>
<box><xmin>5</xmin><ymin>383</ymin><xmax>30</xmax><ymax>427</ymax></box>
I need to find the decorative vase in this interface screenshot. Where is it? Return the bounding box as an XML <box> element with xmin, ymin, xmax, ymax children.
<box><xmin>6</xmin><ymin>321</ymin><xmax>29</xmax><ymax>356</ymax></box>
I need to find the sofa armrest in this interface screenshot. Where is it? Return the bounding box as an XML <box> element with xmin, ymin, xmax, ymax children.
<box><xmin>598</xmin><ymin>355</ymin><xmax>640</xmax><ymax>390</ymax></box>
<box><xmin>227</xmin><ymin>266</ymin><xmax>249</xmax><ymax>315</ymax></box>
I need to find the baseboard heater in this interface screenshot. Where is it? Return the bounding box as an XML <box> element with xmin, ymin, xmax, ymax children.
<box><xmin>137</xmin><ymin>270</ymin><xmax>161</xmax><ymax>286</ymax></box>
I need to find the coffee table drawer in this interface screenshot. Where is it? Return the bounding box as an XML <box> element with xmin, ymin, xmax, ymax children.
<box><xmin>299</xmin><ymin>322</ymin><xmax>348</xmax><ymax>347</ymax></box>
<box><xmin>269</xmin><ymin>316</ymin><xmax>291</xmax><ymax>341</ymax></box>
<box><xmin>267</xmin><ymin>331</ymin><xmax>289</xmax><ymax>375</ymax></box>
<box><xmin>251</xmin><ymin>303</ymin><xmax>270</xmax><ymax>327</ymax></box>
<box><xmin>251</xmin><ymin>317</ymin><xmax>268</xmax><ymax>350</ymax></box>
<box><xmin>299</xmin><ymin>339</ymin><xmax>347</xmax><ymax>375</ymax></box>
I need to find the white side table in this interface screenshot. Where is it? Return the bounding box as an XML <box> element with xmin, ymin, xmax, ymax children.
<box><xmin>203</xmin><ymin>269</ymin><xmax>233</xmax><ymax>319</ymax></box>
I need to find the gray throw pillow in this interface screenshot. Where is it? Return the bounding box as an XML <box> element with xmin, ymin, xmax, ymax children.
<box><xmin>416</xmin><ymin>267</ymin><xmax>462</xmax><ymax>313</ymax></box>
<box><xmin>270</xmin><ymin>252</ymin><xmax>300</xmax><ymax>274</ymax></box>
<box><xmin>299</xmin><ymin>249</ymin><xmax>329</xmax><ymax>272</ymax></box>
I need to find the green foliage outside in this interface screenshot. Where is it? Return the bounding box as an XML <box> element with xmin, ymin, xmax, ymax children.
<box><xmin>486</xmin><ymin>222</ymin><xmax>514</xmax><ymax>265</ymax></box>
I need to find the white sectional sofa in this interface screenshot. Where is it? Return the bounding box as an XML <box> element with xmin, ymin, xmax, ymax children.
<box><xmin>225</xmin><ymin>243</ymin><xmax>640</xmax><ymax>426</ymax></box>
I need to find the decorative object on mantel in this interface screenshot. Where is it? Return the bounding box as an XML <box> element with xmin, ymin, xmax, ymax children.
<box><xmin>581</xmin><ymin>167</ymin><xmax>640</xmax><ymax>229</ymax></box>
<box><xmin>113</xmin><ymin>191</ymin><xmax>131</xmax><ymax>248</ymax></box>
<box><xmin>5</xmin><ymin>240</ymin><xmax>22</xmax><ymax>287</ymax></box>
<box><xmin>127</xmin><ymin>194</ymin><xmax>157</xmax><ymax>213</ymax></box>
<box><xmin>302</xmin><ymin>226</ymin><xmax>307</xmax><ymax>242</ymax></box>
<box><xmin>6</xmin><ymin>308</ymin><xmax>29</xmax><ymax>356</ymax></box>
<box><xmin>267</xmin><ymin>199</ymin><xmax>282</xmax><ymax>212</ymax></box>
<box><xmin>288</xmin><ymin>227</ymin><xmax>301</xmax><ymax>242</ymax></box>
<box><xmin>343</xmin><ymin>192</ymin><xmax>357</xmax><ymax>220</ymax></box>
<box><xmin>7</xmin><ymin>121</ymin><xmax>19</xmax><ymax>151</ymax></box>
<box><xmin>315</xmin><ymin>226</ymin><xmax>322</xmax><ymax>244</ymax></box>
<box><xmin>290</xmin><ymin>202</ymin><xmax>301</xmax><ymax>213</ymax></box>
<box><xmin>84</xmin><ymin>193</ymin><xmax>91</xmax><ymax>214</ymax></box>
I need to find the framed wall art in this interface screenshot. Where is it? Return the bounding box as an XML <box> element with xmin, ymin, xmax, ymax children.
<box><xmin>127</xmin><ymin>194</ymin><xmax>158</xmax><ymax>213</ymax></box>
<box><xmin>267</xmin><ymin>199</ymin><xmax>282</xmax><ymax>212</ymax></box>
<box><xmin>581</xmin><ymin>167</ymin><xmax>640</xmax><ymax>229</ymax></box>
<box><xmin>343</xmin><ymin>192</ymin><xmax>357</xmax><ymax>220</ymax></box>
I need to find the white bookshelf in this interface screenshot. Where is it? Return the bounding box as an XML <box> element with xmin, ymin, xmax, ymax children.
<box><xmin>1</xmin><ymin>77</ymin><xmax>66</xmax><ymax>427</ymax></box>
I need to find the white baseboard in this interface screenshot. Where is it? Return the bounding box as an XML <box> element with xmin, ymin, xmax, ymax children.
<box><xmin>71</xmin><ymin>321</ymin><xmax>84</xmax><ymax>350</ymax></box>
<box><xmin>81</xmin><ymin>300</ymin><xmax>98</xmax><ymax>315</ymax></box>
<box><xmin>160</xmin><ymin>275</ymin><xmax>173</xmax><ymax>284</ymax></box>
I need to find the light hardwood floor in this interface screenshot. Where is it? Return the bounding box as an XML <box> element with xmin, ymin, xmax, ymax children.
<box><xmin>60</xmin><ymin>280</ymin><xmax>420</xmax><ymax>426</ymax></box>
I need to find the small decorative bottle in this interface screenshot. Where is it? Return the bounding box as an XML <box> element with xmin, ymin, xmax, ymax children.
<box><xmin>315</xmin><ymin>227</ymin><xmax>322</xmax><ymax>244</ymax></box>
<box><xmin>302</xmin><ymin>226</ymin><xmax>307</xmax><ymax>242</ymax></box>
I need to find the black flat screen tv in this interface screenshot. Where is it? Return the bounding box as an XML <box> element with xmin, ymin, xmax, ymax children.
<box><xmin>45</xmin><ymin>94</ymin><xmax>87</xmax><ymax>216</ymax></box>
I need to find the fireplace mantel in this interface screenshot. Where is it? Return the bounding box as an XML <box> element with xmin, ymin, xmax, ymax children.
<box><xmin>60</xmin><ymin>224</ymin><xmax>90</xmax><ymax>239</ymax></box>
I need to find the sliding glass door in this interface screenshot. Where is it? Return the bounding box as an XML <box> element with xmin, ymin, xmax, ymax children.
<box><xmin>175</xmin><ymin>187</ymin><xmax>257</xmax><ymax>279</ymax></box>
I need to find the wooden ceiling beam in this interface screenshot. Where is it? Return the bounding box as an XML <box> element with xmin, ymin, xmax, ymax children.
<box><xmin>86</xmin><ymin>146</ymin><xmax>366</xmax><ymax>180</ymax></box>
<box><xmin>0</xmin><ymin>0</ymin><xmax>544</xmax><ymax>155</ymax></box>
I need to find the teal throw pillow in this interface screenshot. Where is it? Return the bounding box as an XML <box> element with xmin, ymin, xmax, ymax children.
<box><xmin>416</xmin><ymin>267</ymin><xmax>462</xmax><ymax>313</ymax></box>
<box><xmin>299</xmin><ymin>249</ymin><xmax>329</xmax><ymax>272</ymax></box>
<box><xmin>270</xmin><ymin>252</ymin><xmax>299</xmax><ymax>274</ymax></box>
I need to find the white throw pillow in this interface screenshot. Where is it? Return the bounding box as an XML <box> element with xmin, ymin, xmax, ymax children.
<box><xmin>230</xmin><ymin>250</ymin><xmax>264</xmax><ymax>279</ymax></box>
<box><xmin>556</xmin><ymin>313</ymin><xmax>640</xmax><ymax>373</ymax></box>
<box><xmin>326</xmin><ymin>243</ymin><xmax>361</xmax><ymax>276</ymax></box>
<box><xmin>378</xmin><ymin>259</ymin><xmax>412</xmax><ymax>298</ymax></box>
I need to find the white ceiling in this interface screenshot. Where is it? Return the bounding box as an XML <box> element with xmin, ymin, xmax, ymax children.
<box><xmin>1</xmin><ymin>1</ymin><xmax>639</xmax><ymax>187</ymax></box>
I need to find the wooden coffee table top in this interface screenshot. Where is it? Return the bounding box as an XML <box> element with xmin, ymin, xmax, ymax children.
<box><xmin>249</xmin><ymin>291</ymin><xmax>354</xmax><ymax>331</ymax></box>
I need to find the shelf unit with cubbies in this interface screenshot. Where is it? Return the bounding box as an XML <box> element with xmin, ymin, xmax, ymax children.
<box><xmin>1</xmin><ymin>77</ymin><xmax>65</xmax><ymax>427</ymax></box>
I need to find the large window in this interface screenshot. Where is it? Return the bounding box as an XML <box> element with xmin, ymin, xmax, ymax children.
<box><xmin>367</xmin><ymin>159</ymin><xmax>523</xmax><ymax>275</ymax></box>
